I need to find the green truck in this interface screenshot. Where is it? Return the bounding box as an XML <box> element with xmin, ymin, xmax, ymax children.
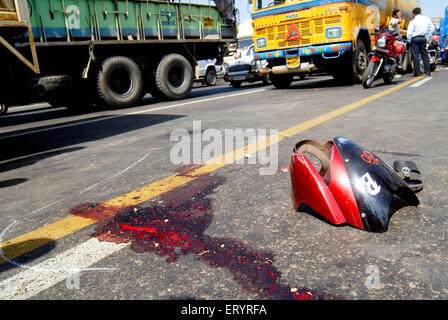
<box><xmin>0</xmin><ymin>0</ymin><xmax>236</xmax><ymax>115</ymax></box>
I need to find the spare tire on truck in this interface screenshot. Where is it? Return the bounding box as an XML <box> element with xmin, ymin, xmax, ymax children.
<box><xmin>97</xmin><ymin>56</ymin><xmax>144</xmax><ymax>108</ymax></box>
<box><xmin>155</xmin><ymin>53</ymin><xmax>193</xmax><ymax>100</ymax></box>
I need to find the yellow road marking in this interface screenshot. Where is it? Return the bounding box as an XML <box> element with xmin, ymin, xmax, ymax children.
<box><xmin>0</xmin><ymin>75</ymin><xmax>426</xmax><ymax>264</ymax></box>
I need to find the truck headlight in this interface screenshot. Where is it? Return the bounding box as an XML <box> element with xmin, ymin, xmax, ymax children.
<box><xmin>326</xmin><ymin>27</ymin><xmax>342</xmax><ymax>39</ymax></box>
<box><xmin>257</xmin><ymin>37</ymin><xmax>266</xmax><ymax>48</ymax></box>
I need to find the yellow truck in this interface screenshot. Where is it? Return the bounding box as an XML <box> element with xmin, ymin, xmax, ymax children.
<box><xmin>250</xmin><ymin>0</ymin><xmax>421</xmax><ymax>88</ymax></box>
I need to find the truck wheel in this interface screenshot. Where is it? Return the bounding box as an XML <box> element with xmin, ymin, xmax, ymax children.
<box><xmin>97</xmin><ymin>56</ymin><xmax>143</xmax><ymax>108</ymax></box>
<box><xmin>145</xmin><ymin>63</ymin><xmax>167</xmax><ymax>101</ymax></box>
<box><xmin>147</xmin><ymin>78</ymin><xmax>167</xmax><ymax>101</ymax></box>
<box><xmin>351</xmin><ymin>40</ymin><xmax>368</xmax><ymax>83</ymax></box>
<box><xmin>155</xmin><ymin>54</ymin><xmax>193</xmax><ymax>100</ymax></box>
<box><xmin>205</xmin><ymin>68</ymin><xmax>217</xmax><ymax>86</ymax></box>
<box><xmin>0</xmin><ymin>103</ymin><xmax>8</xmax><ymax>116</ymax></box>
<box><xmin>270</xmin><ymin>74</ymin><xmax>293</xmax><ymax>89</ymax></box>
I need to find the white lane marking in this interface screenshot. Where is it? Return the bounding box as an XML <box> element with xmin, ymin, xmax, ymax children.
<box><xmin>0</xmin><ymin>238</ymin><xmax>128</xmax><ymax>300</ymax></box>
<box><xmin>0</xmin><ymin>89</ymin><xmax>267</xmax><ymax>140</ymax></box>
<box><xmin>410</xmin><ymin>77</ymin><xmax>433</xmax><ymax>88</ymax></box>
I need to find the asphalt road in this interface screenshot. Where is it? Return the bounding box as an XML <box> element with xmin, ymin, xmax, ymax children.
<box><xmin>0</xmin><ymin>69</ymin><xmax>447</xmax><ymax>301</ymax></box>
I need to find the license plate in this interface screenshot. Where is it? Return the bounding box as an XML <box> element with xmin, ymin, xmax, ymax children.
<box><xmin>233</xmin><ymin>76</ymin><xmax>246</xmax><ymax>81</ymax></box>
<box><xmin>286</xmin><ymin>55</ymin><xmax>300</xmax><ymax>69</ymax></box>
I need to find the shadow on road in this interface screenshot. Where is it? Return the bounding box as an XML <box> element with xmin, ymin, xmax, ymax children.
<box><xmin>0</xmin><ymin>178</ymin><xmax>28</xmax><ymax>188</ymax></box>
<box><xmin>0</xmin><ymin>238</ymin><xmax>56</xmax><ymax>273</ymax></box>
<box><xmin>0</xmin><ymin>113</ymin><xmax>185</xmax><ymax>162</ymax></box>
<box><xmin>1</xmin><ymin>106</ymin><xmax>82</xmax><ymax>128</ymax></box>
<box><xmin>0</xmin><ymin>147</ymin><xmax>85</xmax><ymax>173</ymax></box>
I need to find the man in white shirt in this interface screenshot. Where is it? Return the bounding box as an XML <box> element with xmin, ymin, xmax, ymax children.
<box><xmin>407</xmin><ymin>7</ymin><xmax>435</xmax><ymax>76</ymax></box>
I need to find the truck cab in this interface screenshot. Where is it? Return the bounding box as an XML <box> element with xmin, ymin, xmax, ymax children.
<box><xmin>250</xmin><ymin>0</ymin><xmax>420</xmax><ymax>88</ymax></box>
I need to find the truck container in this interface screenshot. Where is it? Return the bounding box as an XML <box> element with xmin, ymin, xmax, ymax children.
<box><xmin>0</xmin><ymin>0</ymin><xmax>236</xmax><ymax>115</ymax></box>
<box><xmin>250</xmin><ymin>0</ymin><xmax>420</xmax><ymax>88</ymax></box>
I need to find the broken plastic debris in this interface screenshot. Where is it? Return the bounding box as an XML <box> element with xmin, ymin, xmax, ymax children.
<box><xmin>198</xmin><ymin>250</ymin><xmax>210</xmax><ymax>256</ymax></box>
<box><xmin>280</xmin><ymin>168</ymin><xmax>289</xmax><ymax>173</ymax></box>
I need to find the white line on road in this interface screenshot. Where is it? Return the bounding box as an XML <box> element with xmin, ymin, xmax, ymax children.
<box><xmin>410</xmin><ymin>77</ymin><xmax>433</xmax><ymax>88</ymax></box>
<box><xmin>0</xmin><ymin>89</ymin><xmax>267</xmax><ymax>140</ymax></box>
<box><xmin>0</xmin><ymin>238</ymin><xmax>128</xmax><ymax>300</ymax></box>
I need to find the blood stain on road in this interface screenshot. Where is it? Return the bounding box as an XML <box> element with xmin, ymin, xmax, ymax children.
<box><xmin>71</xmin><ymin>170</ymin><xmax>343</xmax><ymax>300</ymax></box>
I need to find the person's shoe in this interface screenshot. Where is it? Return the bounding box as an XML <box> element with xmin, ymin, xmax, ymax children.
<box><xmin>425</xmin><ymin>72</ymin><xmax>431</xmax><ymax>76</ymax></box>
<box><xmin>414</xmin><ymin>73</ymin><xmax>422</xmax><ymax>77</ymax></box>
<box><xmin>394</xmin><ymin>74</ymin><xmax>402</xmax><ymax>79</ymax></box>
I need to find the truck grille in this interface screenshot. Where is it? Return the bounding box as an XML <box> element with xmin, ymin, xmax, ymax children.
<box><xmin>256</xmin><ymin>15</ymin><xmax>341</xmax><ymax>50</ymax></box>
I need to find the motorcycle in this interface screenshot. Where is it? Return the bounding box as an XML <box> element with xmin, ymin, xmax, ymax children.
<box><xmin>427</xmin><ymin>36</ymin><xmax>442</xmax><ymax>72</ymax></box>
<box><xmin>363</xmin><ymin>29</ymin><xmax>406</xmax><ymax>89</ymax></box>
<box><xmin>413</xmin><ymin>35</ymin><xmax>442</xmax><ymax>73</ymax></box>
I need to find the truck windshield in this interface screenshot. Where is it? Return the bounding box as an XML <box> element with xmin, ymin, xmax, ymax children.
<box><xmin>256</xmin><ymin>0</ymin><xmax>286</xmax><ymax>10</ymax></box>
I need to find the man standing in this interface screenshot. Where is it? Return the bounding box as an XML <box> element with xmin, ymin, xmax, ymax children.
<box><xmin>407</xmin><ymin>7</ymin><xmax>435</xmax><ymax>76</ymax></box>
<box><xmin>389</xmin><ymin>10</ymin><xmax>402</xmax><ymax>36</ymax></box>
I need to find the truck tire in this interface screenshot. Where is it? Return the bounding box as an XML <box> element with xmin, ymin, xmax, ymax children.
<box><xmin>331</xmin><ymin>41</ymin><xmax>367</xmax><ymax>83</ymax></box>
<box><xmin>148</xmin><ymin>82</ymin><xmax>167</xmax><ymax>101</ymax></box>
<box><xmin>145</xmin><ymin>63</ymin><xmax>167</xmax><ymax>101</ymax></box>
<box><xmin>205</xmin><ymin>67</ymin><xmax>217</xmax><ymax>86</ymax></box>
<box><xmin>155</xmin><ymin>54</ymin><xmax>193</xmax><ymax>100</ymax></box>
<box><xmin>0</xmin><ymin>103</ymin><xmax>8</xmax><ymax>116</ymax></box>
<box><xmin>97</xmin><ymin>56</ymin><xmax>143</xmax><ymax>108</ymax></box>
<box><xmin>351</xmin><ymin>40</ymin><xmax>368</xmax><ymax>83</ymax></box>
<box><xmin>270</xmin><ymin>74</ymin><xmax>293</xmax><ymax>89</ymax></box>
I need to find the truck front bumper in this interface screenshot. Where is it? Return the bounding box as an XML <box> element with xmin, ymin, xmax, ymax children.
<box><xmin>254</xmin><ymin>42</ymin><xmax>352</xmax><ymax>61</ymax></box>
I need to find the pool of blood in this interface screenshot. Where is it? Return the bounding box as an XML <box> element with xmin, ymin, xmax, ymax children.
<box><xmin>73</xmin><ymin>173</ymin><xmax>343</xmax><ymax>300</ymax></box>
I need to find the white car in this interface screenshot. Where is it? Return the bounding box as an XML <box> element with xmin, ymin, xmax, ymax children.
<box><xmin>196</xmin><ymin>59</ymin><xmax>224</xmax><ymax>86</ymax></box>
<box><xmin>223</xmin><ymin>44</ymin><xmax>269</xmax><ymax>88</ymax></box>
